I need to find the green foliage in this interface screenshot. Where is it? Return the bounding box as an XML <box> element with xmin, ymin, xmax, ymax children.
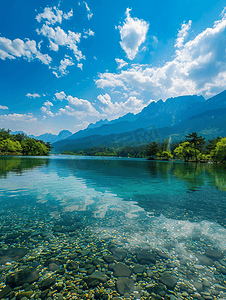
<box><xmin>21</xmin><ymin>138</ymin><xmax>49</xmax><ymax>156</ymax></box>
<box><xmin>0</xmin><ymin>128</ymin><xmax>50</xmax><ymax>156</ymax></box>
<box><xmin>185</xmin><ymin>132</ymin><xmax>205</xmax><ymax>160</ymax></box>
<box><xmin>174</xmin><ymin>142</ymin><xmax>198</xmax><ymax>162</ymax></box>
<box><xmin>147</xmin><ymin>142</ymin><xmax>159</xmax><ymax>158</ymax></box>
<box><xmin>211</xmin><ymin>138</ymin><xmax>226</xmax><ymax>163</ymax></box>
<box><xmin>156</xmin><ymin>150</ymin><xmax>173</xmax><ymax>160</ymax></box>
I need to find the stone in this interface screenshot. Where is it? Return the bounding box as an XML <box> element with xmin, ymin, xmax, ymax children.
<box><xmin>136</xmin><ymin>251</ymin><xmax>156</xmax><ymax>264</ymax></box>
<box><xmin>109</xmin><ymin>246</ymin><xmax>127</xmax><ymax>261</ymax></box>
<box><xmin>204</xmin><ymin>248</ymin><xmax>224</xmax><ymax>260</ymax></box>
<box><xmin>85</xmin><ymin>264</ymin><xmax>94</xmax><ymax>270</ymax></box>
<box><xmin>196</xmin><ymin>254</ymin><xmax>214</xmax><ymax>266</ymax></box>
<box><xmin>0</xmin><ymin>248</ymin><xmax>29</xmax><ymax>265</ymax></box>
<box><xmin>87</xmin><ymin>266</ymin><xmax>96</xmax><ymax>275</ymax></box>
<box><xmin>6</xmin><ymin>267</ymin><xmax>39</xmax><ymax>288</ymax></box>
<box><xmin>16</xmin><ymin>291</ymin><xmax>33</xmax><ymax>300</ymax></box>
<box><xmin>103</xmin><ymin>255</ymin><xmax>115</xmax><ymax>264</ymax></box>
<box><xmin>116</xmin><ymin>277</ymin><xmax>134</xmax><ymax>295</ymax></box>
<box><xmin>86</xmin><ymin>271</ymin><xmax>107</xmax><ymax>287</ymax></box>
<box><xmin>66</xmin><ymin>261</ymin><xmax>78</xmax><ymax>271</ymax></box>
<box><xmin>113</xmin><ymin>262</ymin><xmax>132</xmax><ymax>277</ymax></box>
<box><xmin>132</xmin><ymin>264</ymin><xmax>145</xmax><ymax>274</ymax></box>
<box><xmin>38</xmin><ymin>276</ymin><xmax>56</xmax><ymax>290</ymax></box>
<box><xmin>159</xmin><ymin>275</ymin><xmax>178</xmax><ymax>290</ymax></box>
<box><xmin>194</xmin><ymin>282</ymin><xmax>203</xmax><ymax>292</ymax></box>
<box><xmin>155</xmin><ymin>249</ymin><xmax>170</xmax><ymax>259</ymax></box>
<box><xmin>0</xmin><ymin>285</ymin><xmax>12</xmax><ymax>299</ymax></box>
<box><xmin>81</xmin><ymin>249</ymin><xmax>90</xmax><ymax>256</ymax></box>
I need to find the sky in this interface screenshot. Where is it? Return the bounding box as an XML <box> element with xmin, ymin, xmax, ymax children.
<box><xmin>1</xmin><ymin>0</ymin><xmax>226</xmax><ymax>135</ymax></box>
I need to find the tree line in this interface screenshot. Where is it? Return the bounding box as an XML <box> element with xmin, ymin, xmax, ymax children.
<box><xmin>147</xmin><ymin>132</ymin><xmax>226</xmax><ymax>163</ymax></box>
<box><xmin>62</xmin><ymin>132</ymin><xmax>226</xmax><ymax>163</ymax></box>
<box><xmin>0</xmin><ymin>128</ymin><xmax>52</xmax><ymax>156</ymax></box>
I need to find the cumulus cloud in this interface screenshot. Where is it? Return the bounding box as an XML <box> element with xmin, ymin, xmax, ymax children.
<box><xmin>41</xmin><ymin>100</ymin><xmax>54</xmax><ymax>117</ymax></box>
<box><xmin>36</xmin><ymin>6</ymin><xmax>73</xmax><ymax>25</ymax></box>
<box><xmin>26</xmin><ymin>93</ymin><xmax>41</xmax><ymax>98</ymax></box>
<box><xmin>175</xmin><ymin>20</ymin><xmax>192</xmax><ymax>48</ymax></box>
<box><xmin>57</xmin><ymin>95</ymin><xmax>101</xmax><ymax>119</ymax></box>
<box><xmin>97</xmin><ymin>93</ymin><xmax>149</xmax><ymax>117</ymax></box>
<box><xmin>55</xmin><ymin>91</ymin><xmax>66</xmax><ymax>100</ymax></box>
<box><xmin>115</xmin><ymin>58</ymin><xmax>128</xmax><ymax>69</ymax></box>
<box><xmin>97</xmin><ymin>11</ymin><xmax>226</xmax><ymax>98</ymax></box>
<box><xmin>53</xmin><ymin>57</ymin><xmax>74</xmax><ymax>78</ymax></box>
<box><xmin>0</xmin><ymin>113</ymin><xmax>37</xmax><ymax>122</ymax></box>
<box><xmin>0</xmin><ymin>37</ymin><xmax>52</xmax><ymax>65</ymax></box>
<box><xmin>36</xmin><ymin>25</ymin><xmax>84</xmax><ymax>61</ymax></box>
<box><xmin>83</xmin><ymin>29</ymin><xmax>95</xmax><ymax>38</ymax></box>
<box><xmin>0</xmin><ymin>105</ymin><xmax>9</xmax><ymax>110</ymax></box>
<box><xmin>117</xmin><ymin>8</ymin><xmax>149</xmax><ymax>60</ymax></box>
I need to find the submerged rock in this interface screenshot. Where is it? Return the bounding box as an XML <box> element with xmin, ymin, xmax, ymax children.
<box><xmin>6</xmin><ymin>267</ymin><xmax>39</xmax><ymax>287</ymax></box>
<box><xmin>86</xmin><ymin>271</ymin><xmax>107</xmax><ymax>287</ymax></box>
<box><xmin>113</xmin><ymin>262</ymin><xmax>132</xmax><ymax>277</ymax></box>
<box><xmin>0</xmin><ymin>248</ymin><xmax>29</xmax><ymax>265</ymax></box>
<box><xmin>205</xmin><ymin>248</ymin><xmax>224</xmax><ymax>260</ymax></box>
<box><xmin>38</xmin><ymin>276</ymin><xmax>56</xmax><ymax>290</ymax></box>
<box><xmin>136</xmin><ymin>250</ymin><xmax>156</xmax><ymax>264</ymax></box>
<box><xmin>116</xmin><ymin>277</ymin><xmax>134</xmax><ymax>295</ymax></box>
<box><xmin>159</xmin><ymin>275</ymin><xmax>178</xmax><ymax>290</ymax></box>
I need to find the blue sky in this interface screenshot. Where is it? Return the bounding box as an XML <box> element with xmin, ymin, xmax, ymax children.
<box><xmin>1</xmin><ymin>0</ymin><xmax>226</xmax><ymax>135</ymax></box>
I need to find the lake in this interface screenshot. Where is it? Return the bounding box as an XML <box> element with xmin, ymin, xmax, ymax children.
<box><xmin>0</xmin><ymin>155</ymin><xmax>226</xmax><ymax>300</ymax></box>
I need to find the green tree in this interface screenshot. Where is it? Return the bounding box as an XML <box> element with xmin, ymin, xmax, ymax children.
<box><xmin>0</xmin><ymin>139</ymin><xmax>22</xmax><ymax>154</ymax></box>
<box><xmin>185</xmin><ymin>132</ymin><xmax>205</xmax><ymax>160</ymax></box>
<box><xmin>211</xmin><ymin>138</ymin><xmax>226</xmax><ymax>163</ymax></box>
<box><xmin>21</xmin><ymin>139</ymin><xmax>49</xmax><ymax>156</ymax></box>
<box><xmin>0</xmin><ymin>128</ymin><xmax>11</xmax><ymax>141</ymax></box>
<box><xmin>147</xmin><ymin>142</ymin><xmax>159</xmax><ymax>159</ymax></box>
<box><xmin>174</xmin><ymin>142</ymin><xmax>198</xmax><ymax>162</ymax></box>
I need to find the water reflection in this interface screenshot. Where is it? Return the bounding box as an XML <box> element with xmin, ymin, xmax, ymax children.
<box><xmin>0</xmin><ymin>156</ymin><xmax>49</xmax><ymax>178</ymax></box>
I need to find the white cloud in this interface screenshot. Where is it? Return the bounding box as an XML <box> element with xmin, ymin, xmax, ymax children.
<box><xmin>63</xmin><ymin>9</ymin><xmax>73</xmax><ymax>20</ymax></box>
<box><xmin>55</xmin><ymin>91</ymin><xmax>66</xmax><ymax>100</ymax></box>
<box><xmin>41</xmin><ymin>100</ymin><xmax>54</xmax><ymax>117</ymax></box>
<box><xmin>96</xmin><ymin>11</ymin><xmax>226</xmax><ymax>99</ymax></box>
<box><xmin>36</xmin><ymin>25</ymin><xmax>84</xmax><ymax>61</ymax></box>
<box><xmin>57</xmin><ymin>95</ymin><xmax>102</xmax><ymax>119</ymax></box>
<box><xmin>83</xmin><ymin>29</ymin><xmax>95</xmax><ymax>38</ymax></box>
<box><xmin>83</xmin><ymin>2</ymin><xmax>93</xmax><ymax>20</ymax></box>
<box><xmin>0</xmin><ymin>113</ymin><xmax>37</xmax><ymax>122</ymax></box>
<box><xmin>0</xmin><ymin>37</ymin><xmax>52</xmax><ymax>65</ymax></box>
<box><xmin>77</xmin><ymin>63</ymin><xmax>83</xmax><ymax>70</ymax></box>
<box><xmin>117</xmin><ymin>8</ymin><xmax>149</xmax><ymax>60</ymax></box>
<box><xmin>115</xmin><ymin>58</ymin><xmax>128</xmax><ymax>69</ymax></box>
<box><xmin>0</xmin><ymin>105</ymin><xmax>8</xmax><ymax>110</ymax></box>
<box><xmin>175</xmin><ymin>20</ymin><xmax>192</xmax><ymax>48</ymax></box>
<box><xmin>26</xmin><ymin>93</ymin><xmax>41</xmax><ymax>98</ymax></box>
<box><xmin>36</xmin><ymin>6</ymin><xmax>73</xmax><ymax>25</ymax></box>
<box><xmin>97</xmin><ymin>93</ymin><xmax>148</xmax><ymax>117</ymax></box>
<box><xmin>53</xmin><ymin>57</ymin><xmax>74</xmax><ymax>78</ymax></box>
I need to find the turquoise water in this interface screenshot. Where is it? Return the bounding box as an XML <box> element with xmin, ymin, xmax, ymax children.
<box><xmin>1</xmin><ymin>155</ymin><xmax>226</xmax><ymax>299</ymax></box>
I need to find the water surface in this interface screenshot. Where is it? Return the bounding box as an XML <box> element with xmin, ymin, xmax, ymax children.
<box><xmin>0</xmin><ymin>156</ymin><xmax>226</xmax><ymax>299</ymax></box>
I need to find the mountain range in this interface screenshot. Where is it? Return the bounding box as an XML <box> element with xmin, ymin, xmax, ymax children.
<box><xmin>11</xmin><ymin>129</ymin><xmax>72</xmax><ymax>143</ymax></box>
<box><xmin>51</xmin><ymin>89</ymin><xmax>226</xmax><ymax>152</ymax></box>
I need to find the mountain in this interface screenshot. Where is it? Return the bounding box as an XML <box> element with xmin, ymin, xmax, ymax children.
<box><xmin>52</xmin><ymin>107</ymin><xmax>226</xmax><ymax>152</ymax></box>
<box><xmin>64</xmin><ymin>95</ymin><xmax>205</xmax><ymax>142</ymax></box>
<box><xmin>51</xmin><ymin>89</ymin><xmax>226</xmax><ymax>153</ymax></box>
<box><xmin>11</xmin><ymin>130</ymin><xmax>72</xmax><ymax>143</ymax></box>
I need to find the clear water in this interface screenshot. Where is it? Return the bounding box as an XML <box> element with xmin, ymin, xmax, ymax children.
<box><xmin>1</xmin><ymin>155</ymin><xmax>226</xmax><ymax>299</ymax></box>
